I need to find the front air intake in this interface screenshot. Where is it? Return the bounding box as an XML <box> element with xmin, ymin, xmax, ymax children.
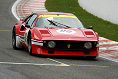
<box><xmin>85</xmin><ymin>31</ymin><xmax>94</xmax><ymax>35</ymax></box>
<box><xmin>40</xmin><ymin>30</ymin><xmax>49</xmax><ymax>34</ymax></box>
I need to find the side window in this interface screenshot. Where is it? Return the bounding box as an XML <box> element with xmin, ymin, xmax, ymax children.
<box><xmin>24</xmin><ymin>16</ymin><xmax>31</xmax><ymax>24</ymax></box>
<box><xmin>27</xmin><ymin>14</ymin><xmax>37</xmax><ymax>28</ymax></box>
<box><xmin>24</xmin><ymin>14</ymin><xmax>37</xmax><ymax>28</ymax></box>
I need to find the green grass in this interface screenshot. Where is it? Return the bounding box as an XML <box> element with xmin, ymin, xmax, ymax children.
<box><xmin>45</xmin><ymin>0</ymin><xmax>118</xmax><ymax>41</ymax></box>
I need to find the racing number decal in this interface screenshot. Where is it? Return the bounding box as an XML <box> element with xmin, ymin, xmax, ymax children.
<box><xmin>56</xmin><ymin>29</ymin><xmax>76</xmax><ymax>34</ymax></box>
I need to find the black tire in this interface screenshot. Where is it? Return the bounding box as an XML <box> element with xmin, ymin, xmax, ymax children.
<box><xmin>86</xmin><ymin>56</ymin><xmax>97</xmax><ymax>59</ymax></box>
<box><xmin>12</xmin><ymin>27</ymin><xmax>17</xmax><ymax>49</ymax></box>
<box><xmin>28</xmin><ymin>33</ymin><xmax>33</xmax><ymax>55</ymax></box>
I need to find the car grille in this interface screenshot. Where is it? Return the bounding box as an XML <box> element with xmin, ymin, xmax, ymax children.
<box><xmin>44</xmin><ymin>41</ymin><xmax>98</xmax><ymax>49</ymax></box>
<box><xmin>55</xmin><ymin>41</ymin><xmax>84</xmax><ymax>49</ymax></box>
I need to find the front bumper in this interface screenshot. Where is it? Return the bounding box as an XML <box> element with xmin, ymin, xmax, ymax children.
<box><xmin>32</xmin><ymin>44</ymin><xmax>99</xmax><ymax>56</ymax></box>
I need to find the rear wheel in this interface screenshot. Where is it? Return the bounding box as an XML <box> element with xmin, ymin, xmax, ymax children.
<box><xmin>12</xmin><ymin>27</ymin><xmax>17</xmax><ymax>49</ymax></box>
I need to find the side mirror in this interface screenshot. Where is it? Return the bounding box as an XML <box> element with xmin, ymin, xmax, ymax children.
<box><xmin>20</xmin><ymin>19</ymin><xmax>24</xmax><ymax>21</ymax></box>
<box><xmin>25</xmin><ymin>24</ymin><xmax>30</xmax><ymax>28</ymax></box>
<box><xmin>88</xmin><ymin>26</ymin><xmax>93</xmax><ymax>29</ymax></box>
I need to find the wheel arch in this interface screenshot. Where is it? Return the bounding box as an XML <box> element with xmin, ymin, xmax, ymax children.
<box><xmin>29</xmin><ymin>29</ymin><xmax>34</xmax><ymax>39</ymax></box>
<box><xmin>13</xmin><ymin>25</ymin><xmax>20</xmax><ymax>35</ymax></box>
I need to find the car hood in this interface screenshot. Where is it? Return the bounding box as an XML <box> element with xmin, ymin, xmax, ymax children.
<box><xmin>50</xmin><ymin>28</ymin><xmax>84</xmax><ymax>37</ymax></box>
<box><xmin>35</xmin><ymin>27</ymin><xmax>98</xmax><ymax>41</ymax></box>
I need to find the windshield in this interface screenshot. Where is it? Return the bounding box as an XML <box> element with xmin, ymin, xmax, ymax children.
<box><xmin>35</xmin><ymin>16</ymin><xmax>84</xmax><ymax>29</ymax></box>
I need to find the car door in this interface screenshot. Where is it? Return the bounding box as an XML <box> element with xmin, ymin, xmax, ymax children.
<box><xmin>19</xmin><ymin>14</ymin><xmax>38</xmax><ymax>45</ymax></box>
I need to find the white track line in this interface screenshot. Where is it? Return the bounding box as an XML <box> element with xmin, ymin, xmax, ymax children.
<box><xmin>47</xmin><ymin>58</ymin><xmax>69</xmax><ymax>66</ymax></box>
<box><xmin>100</xmin><ymin>46</ymin><xmax>118</xmax><ymax>50</ymax></box>
<box><xmin>99</xmin><ymin>41</ymin><xmax>118</xmax><ymax>45</ymax></box>
<box><xmin>0</xmin><ymin>62</ymin><xmax>68</xmax><ymax>66</ymax></box>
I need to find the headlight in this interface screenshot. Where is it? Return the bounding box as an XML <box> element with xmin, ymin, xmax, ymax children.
<box><xmin>48</xmin><ymin>41</ymin><xmax>56</xmax><ymax>48</ymax></box>
<box><xmin>84</xmin><ymin>42</ymin><xmax>92</xmax><ymax>49</ymax></box>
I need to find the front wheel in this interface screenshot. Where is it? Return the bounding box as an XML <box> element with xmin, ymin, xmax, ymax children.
<box><xmin>86</xmin><ymin>56</ymin><xmax>97</xmax><ymax>59</ymax></box>
<box><xmin>28</xmin><ymin>34</ymin><xmax>33</xmax><ymax>55</ymax></box>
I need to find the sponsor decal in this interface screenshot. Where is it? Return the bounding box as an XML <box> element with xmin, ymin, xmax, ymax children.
<box><xmin>67</xmin><ymin>44</ymin><xmax>71</xmax><ymax>48</ymax></box>
<box><xmin>56</xmin><ymin>29</ymin><xmax>76</xmax><ymax>34</ymax></box>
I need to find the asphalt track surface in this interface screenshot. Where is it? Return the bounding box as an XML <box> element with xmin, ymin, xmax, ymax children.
<box><xmin>0</xmin><ymin>0</ymin><xmax>118</xmax><ymax>79</ymax></box>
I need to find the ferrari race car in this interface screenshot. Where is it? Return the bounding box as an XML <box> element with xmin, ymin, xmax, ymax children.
<box><xmin>12</xmin><ymin>12</ymin><xmax>99</xmax><ymax>58</ymax></box>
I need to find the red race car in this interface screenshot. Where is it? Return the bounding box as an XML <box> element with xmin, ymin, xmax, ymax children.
<box><xmin>12</xmin><ymin>12</ymin><xmax>99</xmax><ymax>58</ymax></box>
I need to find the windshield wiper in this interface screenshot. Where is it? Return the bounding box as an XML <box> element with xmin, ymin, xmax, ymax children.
<box><xmin>47</xmin><ymin>20</ymin><xmax>57</xmax><ymax>26</ymax></box>
<box><xmin>47</xmin><ymin>20</ymin><xmax>71</xmax><ymax>28</ymax></box>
